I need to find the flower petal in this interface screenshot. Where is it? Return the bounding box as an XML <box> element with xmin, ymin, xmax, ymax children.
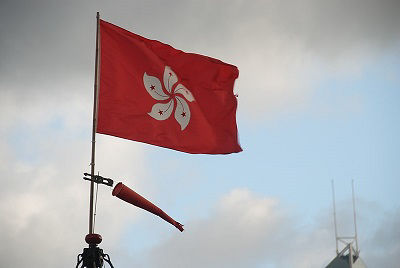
<box><xmin>174</xmin><ymin>84</ymin><xmax>195</xmax><ymax>102</ymax></box>
<box><xmin>174</xmin><ymin>96</ymin><xmax>191</xmax><ymax>130</ymax></box>
<box><xmin>163</xmin><ymin>66</ymin><xmax>178</xmax><ymax>94</ymax></box>
<box><xmin>148</xmin><ymin>99</ymin><xmax>174</xmax><ymax>120</ymax></box>
<box><xmin>143</xmin><ymin>72</ymin><xmax>169</xmax><ymax>100</ymax></box>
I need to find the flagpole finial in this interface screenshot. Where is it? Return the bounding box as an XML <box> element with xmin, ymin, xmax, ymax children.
<box><xmin>77</xmin><ymin>233</ymin><xmax>114</xmax><ymax>267</ymax></box>
<box><xmin>85</xmin><ymin>233</ymin><xmax>102</xmax><ymax>245</ymax></box>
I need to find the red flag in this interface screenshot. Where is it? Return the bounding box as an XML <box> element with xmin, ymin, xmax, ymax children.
<box><xmin>97</xmin><ymin>20</ymin><xmax>242</xmax><ymax>154</ymax></box>
<box><xmin>112</xmin><ymin>182</ymin><xmax>184</xmax><ymax>232</ymax></box>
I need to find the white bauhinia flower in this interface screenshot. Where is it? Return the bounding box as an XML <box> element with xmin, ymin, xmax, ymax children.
<box><xmin>143</xmin><ymin>66</ymin><xmax>195</xmax><ymax>130</ymax></box>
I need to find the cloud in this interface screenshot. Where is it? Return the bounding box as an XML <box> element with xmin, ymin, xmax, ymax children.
<box><xmin>139</xmin><ymin>189</ymin><xmax>400</xmax><ymax>268</ymax></box>
<box><xmin>165</xmin><ymin>0</ymin><xmax>400</xmax><ymax>119</ymax></box>
<box><xmin>145</xmin><ymin>189</ymin><xmax>333</xmax><ymax>268</ymax></box>
<box><xmin>0</xmin><ymin>1</ymin><xmax>399</xmax><ymax>267</ymax></box>
<box><xmin>1</xmin><ymin>169</ymin><xmax>397</xmax><ymax>268</ymax></box>
<box><xmin>0</xmin><ymin>85</ymin><xmax>150</xmax><ymax>267</ymax></box>
<box><xmin>363</xmin><ymin>208</ymin><xmax>400</xmax><ymax>267</ymax></box>
<box><xmin>1</xmin><ymin>0</ymin><xmax>399</xmax><ymax>119</ymax></box>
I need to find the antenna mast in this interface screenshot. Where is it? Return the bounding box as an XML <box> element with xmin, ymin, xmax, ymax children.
<box><xmin>352</xmin><ymin>180</ymin><xmax>359</xmax><ymax>254</ymax></box>
<box><xmin>331</xmin><ymin>180</ymin><xmax>339</xmax><ymax>254</ymax></box>
<box><xmin>326</xmin><ymin>180</ymin><xmax>365</xmax><ymax>268</ymax></box>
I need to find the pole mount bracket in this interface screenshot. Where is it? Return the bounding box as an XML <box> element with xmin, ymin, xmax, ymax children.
<box><xmin>83</xmin><ymin>173</ymin><xmax>114</xmax><ymax>187</ymax></box>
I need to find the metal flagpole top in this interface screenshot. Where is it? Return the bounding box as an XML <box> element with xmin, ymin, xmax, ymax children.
<box><xmin>76</xmin><ymin>13</ymin><xmax>115</xmax><ymax>267</ymax></box>
<box><xmin>89</xmin><ymin>11</ymin><xmax>100</xmax><ymax>235</ymax></box>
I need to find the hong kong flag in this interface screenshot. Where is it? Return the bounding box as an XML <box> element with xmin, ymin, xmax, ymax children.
<box><xmin>97</xmin><ymin>20</ymin><xmax>242</xmax><ymax>154</ymax></box>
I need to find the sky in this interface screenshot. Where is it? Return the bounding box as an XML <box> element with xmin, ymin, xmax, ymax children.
<box><xmin>0</xmin><ymin>0</ymin><xmax>399</xmax><ymax>267</ymax></box>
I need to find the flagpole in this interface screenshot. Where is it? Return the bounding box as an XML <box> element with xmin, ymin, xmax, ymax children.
<box><xmin>89</xmin><ymin>11</ymin><xmax>100</xmax><ymax>235</ymax></box>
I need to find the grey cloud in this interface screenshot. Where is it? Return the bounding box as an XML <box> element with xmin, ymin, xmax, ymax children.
<box><xmin>145</xmin><ymin>189</ymin><xmax>333</xmax><ymax>268</ymax></box>
<box><xmin>2</xmin><ymin>0</ymin><xmax>399</xmax><ymax>83</ymax></box>
<box><xmin>363</xmin><ymin>209</ymin><xmax>400</xmax><ymax>267</ymax></box>
<box><xmin>0</xmin><ymin>89</ymin><xmax>151</xmax><ymax>267</ymax></box>
<box><xmin>1</xmin><ymin>0</ymin><xmax>399</xmax><ymax>117</ymax></box>
<box><xmin>141</xmin><ymin>191</ymin><xmax>399</xmax><ymax>268</ymax></box>
<box><xmin>0</xmin><ymin>1</ymin><xmax>399</xmax><ymax>267</ymax></box>
<box><xmin>0</xmin><ymin>0</ymin><xmax>93</xmax><ymax>84</ymax></box>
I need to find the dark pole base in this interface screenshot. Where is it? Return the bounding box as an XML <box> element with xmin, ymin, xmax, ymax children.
<box><xmin>76</xmin><ymin>234</ymin><xmax>114</xmax><ymax>268</ymax></box>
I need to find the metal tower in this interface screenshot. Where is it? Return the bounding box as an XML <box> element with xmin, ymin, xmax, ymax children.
<box><xmin>325</xmin><ymin>180</ymin><xmax>367</xmax><ymax>268</ymax></box>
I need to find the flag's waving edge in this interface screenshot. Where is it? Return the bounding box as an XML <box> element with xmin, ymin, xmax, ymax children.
<box><xmin>97</xmin><ymin>19</ymin><xmax>242</xmax><ymax>154</ymax></box>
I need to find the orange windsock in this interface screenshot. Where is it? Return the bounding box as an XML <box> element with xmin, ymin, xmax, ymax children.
<box><xmin>112</xmin><ymin>182</ymin><xmax>184</xmax><ymax>232</ymax></box>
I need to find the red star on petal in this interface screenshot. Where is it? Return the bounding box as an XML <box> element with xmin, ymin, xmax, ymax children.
<box><xmin>150</xmin><ymin>85</ymin><xmax>155</xmax><ymax>90</ymax></box>
<box><xmin>181</xmin><ymin>112</ymin><xmax>186</xmax><ymax>117</ymax></box>
<box><xmin>158</xmin><ymin>110</ymin><xmax>163</xmax><ymax>115</ymax></box>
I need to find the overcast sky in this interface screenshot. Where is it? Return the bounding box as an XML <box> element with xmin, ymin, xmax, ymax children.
<box><xmin>0</xmin><ymin>0</ymin><xmax>399</xmax><ymax>267</ymax></box>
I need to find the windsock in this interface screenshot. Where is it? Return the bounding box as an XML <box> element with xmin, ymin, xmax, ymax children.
<box><xmin>112</xmin><ymin>182</ymin><xmax>184</xmax><ymax>232</ymax></box>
